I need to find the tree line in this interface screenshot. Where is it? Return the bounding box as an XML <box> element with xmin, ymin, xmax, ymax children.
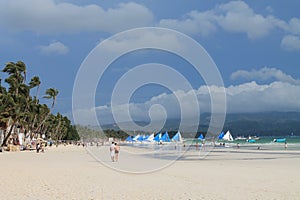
<box><xmin>0</xmin><ymin>61</ymin><xmax>79</xmax><ymax>147</ymax></box>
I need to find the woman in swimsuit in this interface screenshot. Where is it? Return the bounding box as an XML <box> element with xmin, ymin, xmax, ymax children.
<box><xmin>114</xmin><ymin>143</ymin><xmax>120</xmax><ymax>162</ymax></box>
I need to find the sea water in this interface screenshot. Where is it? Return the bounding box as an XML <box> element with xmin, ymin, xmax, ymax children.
<box><xmin>184</xmin><ymin>136</ymin><xmax>300</xmax><ymax>151</ymax></box>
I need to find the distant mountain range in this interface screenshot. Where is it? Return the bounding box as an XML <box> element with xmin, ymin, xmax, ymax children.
<box><xmin>99</xmin><ymin>112</ymin><xmax>300</xmax><ymax>137</ymax></box>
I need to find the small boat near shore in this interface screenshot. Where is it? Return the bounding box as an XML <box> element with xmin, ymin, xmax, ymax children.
<box><xmin>273</xmin><ymin>138</ymin><xmax>286</xmax><ymax>143</ymax></box>
<box><xmin>235</xmin><ymin>136</ymin><xmax>247</xmax><ymax>140</ymax></box>
<box><xmin>247</xmin><ymin>139</ymin><xmax>256</xmax><ymax>143</ymax></box>
<box><xmin>248</xmin><ymin>136</ymin><xmax>260</xmax><ymax>140</ymax></box>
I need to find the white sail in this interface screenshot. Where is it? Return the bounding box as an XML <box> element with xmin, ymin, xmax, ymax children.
<box><xmin>132</xmin><ymin>134</ymin><xmax>140</xmax><ymax>141</ymax></box>
<box><xmin>146</xmin><ymin>133</ymin><xmax>154</xmax><ymax>142</ymax></box>
<box><xmin>222</xmin><ymin>130</ymin><xmax>234</xmax><ymax>141</ymax></box>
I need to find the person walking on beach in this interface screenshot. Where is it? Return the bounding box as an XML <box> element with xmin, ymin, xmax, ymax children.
<box><xmin>285</xmin><ymin>141</ymin><xmax>288</xmax><ymax>150</ymax></box>
<box><xmin>201</xmin><ymin>141</ymin><xmax>205</xmax><ymax>151</ymax></box>
<box><xmin>114</xmin><ymin>143</ymin><xmax>120</xmax><ymax>162</ymax></box>
<box><xmin>110</xmin><ymin>142</ymin><xmax>115</xmax><ymax>162</ymax></box>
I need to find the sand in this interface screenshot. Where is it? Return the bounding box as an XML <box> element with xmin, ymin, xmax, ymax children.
<box><xmin>0</xmin><ymin>144</ymin><xmax>300</xmax><ymax>200</ymax></box>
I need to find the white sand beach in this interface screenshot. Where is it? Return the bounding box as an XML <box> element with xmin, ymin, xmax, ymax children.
<box><xmin>0</xmin><ymin>145</ymin><xmax>300</xmax><ymax>200</ymax></box>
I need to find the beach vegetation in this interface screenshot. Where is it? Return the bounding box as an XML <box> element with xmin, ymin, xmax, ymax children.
<box><xmin>0</xmin><ymin>61</ymin><xmax>79</xmax><ymax>147</ymax></box>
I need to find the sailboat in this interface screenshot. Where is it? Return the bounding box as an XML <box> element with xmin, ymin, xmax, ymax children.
<box><xmin>222</xmin><ymin>130</ymin><xmax>234</xmax><ymax>141</ymax></box>
<box><xmin>171</xmin><ymin>131</ymin><xmax>182</xmax><ymax>142</ymax></box>
<box><xmin>273</xmin><ymin>138</ymin><xmax>286</xmax><ymax>143</ymax></box>
<box><xmin>146</xmin><ymin>133</ymin><xmax>155</xmax><ymax>142</ymax></box>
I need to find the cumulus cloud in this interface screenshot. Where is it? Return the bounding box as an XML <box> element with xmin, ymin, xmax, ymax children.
<box><xmin>100</xmin><ymin>28</ymin><xmax>183</xmax><ymax>54</ymax></box>
<box><xmin>159</xmin><ymin>1</ymin><xmax>287</xmax><ymax>39</ymax></box>
<box><xmin>281</xmin><ymin>35</ymin><xmax>300</xmax><ymax>51</ymax></box>
<box><xmin>0</xmin><ymin>0</ymin><xmax>153</xmax><ymax>34</ymax></box>
<box><xmin>73</xmin><ymin>80</ymin><xmax>300</xmax><ymax>126</ymax></box>
<box><xmin>159</xmin><ymin>10</ymin><xmax>218</xmax><ymax>36</ymax></box>
<box><xmin>216</xmin><ymin>1</ymin><xmax>286</xmax><ymax>39</ymax></box>
<box><xmin>226</xmin><ymin>81</ymin><xmax>300</xmax><ymax>112</ymax></box>
<box><xmin>38</xmin><ymin>41</ymin><xmax>69</xmax><ymax>55</ymax></box>
<box><xmin>231</xmin><ymin>67</ymin><xmax>300</xmax><ymax>85</ymax></box>
<box><xmin>288</xmin><ymin>18</ymin><xmax>300</xmax><ymax>35</ymax></box>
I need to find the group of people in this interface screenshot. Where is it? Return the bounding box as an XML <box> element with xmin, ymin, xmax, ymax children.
<box><xmin>110</xmin><ymin>142</ymin><xmax>120</xmax><ymax>162</ymax></box>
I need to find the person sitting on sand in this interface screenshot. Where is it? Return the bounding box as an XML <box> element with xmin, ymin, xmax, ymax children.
<box><xmin>114</xmin><ymin>143</ymin><xmax>120</xmax><ymax>162</ymax></box>
<box><xmin>110</xmin><ymin>142</ymin><xmax>115</xmax><ymax>162</ymax></box>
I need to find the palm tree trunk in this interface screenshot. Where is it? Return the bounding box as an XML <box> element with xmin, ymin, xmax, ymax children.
<box><xmin>35</xmin><ymin>85</ymin><xmax>40</xmax><ymax>104</ymax></box>
<box><xmin>1</xmin><ymin>122</ymin><xmax>15</xmax><ymax>147</ymax></box>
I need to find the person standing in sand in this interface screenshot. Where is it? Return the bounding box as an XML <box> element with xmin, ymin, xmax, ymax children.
<box><xmin>110</xmin><ymin>142</ymin><xmax>115</xmax><ymax>162</ymax></box>
<box><xmin>285</xmin><ymin>141</ymin><xmax>288</xmax><ymax>150</ymax></box>
<box><xmin>114</xmin><ymin>143</ymin><xmax>120</xmax><ymax>162</ymax></box>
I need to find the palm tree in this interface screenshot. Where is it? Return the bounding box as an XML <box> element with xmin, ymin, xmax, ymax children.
<box><xmin>44</xmin><ymin>88</ymin><xmax>59</xmax><ymax>109</ymax></box>
<box><xmin>29</xmin><ymin>76</ymin><xmax>41</xmax><ymax>103</ymax></box>
<box><xmin>34</xmin><ymin>88</ymin><xmax>59</xmax><ymax>133</ymax></box>
<box><xmin>1</xmin><ymin>62</ymin><xmax>27</xmax><ymax>146</ymax></box>
<box><xmin>3</xmin><ymin>61</ymin><xmax>27</xmax><ymax>96</ymax></box>
<box><xmin>1</xmin><ymin>60</ymin><xmax>79</xmax><ymax>146</ymax></box>
<box><xmin>0</xmin><ymin>93</ymin><xmax>23</xmax><ymax>147</ymax></box>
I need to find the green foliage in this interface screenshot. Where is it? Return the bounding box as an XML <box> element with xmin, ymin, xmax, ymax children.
<box><xmin>75</xmin><ymin>125</ymin><xmax>129</xmax><ymax>141</ymax></box>
<box><xmin>103</xmin><ymin>129</ymin><xmax>128</xmax><ymax>140</ymax></box>
<box><xmin>76</xmin><ymin>125</ymin><xmax>106</xmax><ymax>141</ymax></box>
<box><xmin>0</xmin><ymin>61</ymin><xmax>78</xmax><ymax>146</ymax></box>
<box><xmin>63</xmin><ymin>125</ymin><xmax>80</xmax><ymax>141</ymax></box>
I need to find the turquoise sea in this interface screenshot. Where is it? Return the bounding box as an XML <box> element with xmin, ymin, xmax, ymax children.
<box><xmin>184</xmin><ymin>136</ymin><xmax>300</xmax><ymax>150</ymax></box>
<box><xmin>187</xmin><ymin>136</ymin><xmax>300</xmax><ymax>144</ymax></box>
<box><xmin>123</xmin><ymin>136</ymin><xmax>300</xmax><ymax>152</ymax></box>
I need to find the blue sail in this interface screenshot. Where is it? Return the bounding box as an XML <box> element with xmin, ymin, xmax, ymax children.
<box><xmin>161</xmin><ymin>132</ymin><xmax>170</xmax><ymax>142</ymax></box>
<box><xmin>153</xmin><ymin>133</ymin><xmax>161</xmax><ymax>142</ymax></box>
<box><xmin>172</xmin><ymin>131</ymin><xmax>182</xmax><ymax>141</ymax></box>
<box><xmin>218</xmin><ymin>132</ymin><xmax>225</xmax><ymax>139</ymax></box>
<box><xmin>125</xmin><ymin>136</ymin><xmax>133</xmax><ymax>141</ymax></box>
<box><xmin>137</xmin><ymin>135</ymin><xmax>145</xmax><ymax>141</ymax></box>
<box><xmin>143</xmin><ymin>135</ymin><xmax>149</xmax><ymax>140</ymax></box>
<box><xmin>198</xmin><ymin>134</ymin><xmax>204</xmax><ymax>140</ymax></box>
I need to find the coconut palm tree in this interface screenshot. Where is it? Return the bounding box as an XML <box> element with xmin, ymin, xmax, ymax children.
<box><xmin>44</xmin><ymin>88</ymin><xmax>59</xmax><ymax>109</ymax></box>
<box><xmin>29</xmin><ymin>76</ymin><xmax>41</xmax><ymax>103</ymax></box>
<box><xmin>3</xmin><ymin>61</ymin><xmax>27</xmax><ymax>96</ymax></box>
<box><xmin>1</xmin><ymin>61</ymin><xmax>79</xmax><ymax>146</ymax></box>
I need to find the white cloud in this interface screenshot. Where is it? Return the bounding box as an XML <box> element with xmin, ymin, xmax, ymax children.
<box><xmin>39</xmin><ymin>41</ymin><xmax>69</xmax><ymax>55</ymax></box>
<box><xmin>216</xmin><ymin>1</ymin><xmax>286</xmax><ymax>39</ymax></box>
<box><xmin>226</xmin><ymin>81</ymin><xmax>300</xmax><ymax>112</ymax></box>
<box><xmin>281</xmin><ymin>35</ymin><xmax>300</xmax><ymax>51</ymax></box>
<box><xmin>159</xmin><ymin>10</ymin><xmax>218</xmax><ymax>36</ymax></box>
<box><xmin>73</xmin><ymin>80</ymin><xmax>300</xmax><ymax>125</ymax></box>
<box><xmin>231</xmin><ymin>67</ymin><xmax>300</xmax><ymax>85</ymax></box>
<box><xmin>287</xmin><ymin>18</ymin><xmax>300</xmax><ymax>35</ymax></box>
<box><xmin>0</xmin><ymin>0</ymin><xmax>153</xmax><ymax>34</ymax></box>
<box><xmin>100</xmin><ymin>28</ymin><xmax>183</xmax><ymax>54</ymax></box>
<box><xmin>159</xmin><ymin>1</ymin><xmax>287</xmax><ymax>39</ymax></box>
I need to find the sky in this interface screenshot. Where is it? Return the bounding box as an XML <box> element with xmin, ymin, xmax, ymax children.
<box><xmin>1</xmin><ymin>0</ymin><xmax>300</xmax><ymax>126</ymax></box>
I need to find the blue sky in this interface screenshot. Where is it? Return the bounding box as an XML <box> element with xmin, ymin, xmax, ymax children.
<box><xmin>1</xmin><ymin>0</ymin><xmax>300</xmax><ymax>125</ymax></box>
